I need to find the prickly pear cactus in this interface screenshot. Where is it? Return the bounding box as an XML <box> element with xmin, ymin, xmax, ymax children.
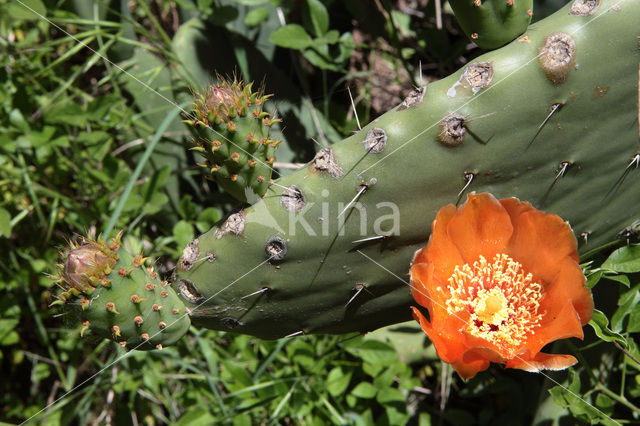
<box><xmin>54</xmin><ymin>232</ymin><xmax>190</xmax><ymax>350</ymax></box>
<box><xmin>449</xmin><ymin>0</ymin><xmax>533</xmax><ymax>49</ymax></box>
<box><xmin>185</xmin><ymin>78</ymin><xmax>281</xmax><ymax>203</ymax></box>
<box><xmin>168</xmin><ymin>0</ymin><xmax>640</xmax><ymax>340</ymax></box>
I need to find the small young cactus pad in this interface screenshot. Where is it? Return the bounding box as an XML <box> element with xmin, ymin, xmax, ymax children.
<box><xmin>187</xmin><ymin>77</ymin><xmax>282</xmax><ymax>202</ymax></box>
<box><xmin>449</xmin><ymin>0</ymin><xmax>533</xmax><ymax>49</ymax></box>
<box><xmin>53</xmin><ymin>232</ymin><xmax>190</xmax><ymax>350</ymax></box>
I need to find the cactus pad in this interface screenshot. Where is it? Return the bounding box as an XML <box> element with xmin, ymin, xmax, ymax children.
<box><xmin>187</xmin><ymin>78</ymin><xmax>282</xmax><ymax>202</ymax></box>
<box><xmin>449</xmin><ymin>0</ymin><xmax>533</xmax><ymax>49</ymax></box>
<box><xmin>54</xmin><ymin>233</ymin><xmax>190</xmax><ymax>350</ymax></box>
<box><xmin>170</xmin><ymin>0</ymin><xmax>640</xmax><ymax>340</ymax></box>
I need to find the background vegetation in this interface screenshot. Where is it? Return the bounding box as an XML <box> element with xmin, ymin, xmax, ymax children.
<box><xmin>1</xmin><ymin>0</ymin><xmax>639</xmax><ymax>424</ymax></box>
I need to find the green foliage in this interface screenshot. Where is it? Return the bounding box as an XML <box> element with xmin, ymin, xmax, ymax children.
<box><xmin>602</xmin><ymin>245</ymin><xmax>640</xmax><ymax>274</ymax></box>
<box><xmin>270</xmin><ymin>0</ymin><xmax>354</xmax><ymax>72</ymax></box>
<box><xmin>589</xmin><ymin>310</ymin><xmax>627</xmax><ymax>348</ymax></box>
<box><xmin>548</xmin><ymin>245</ymin><xmax>640</xmax><ymax>424</ymax></box>
<box><xmin>2</xmin><ymin>0</ymin><xmax>640</xmax><ymax>424</ymax></box>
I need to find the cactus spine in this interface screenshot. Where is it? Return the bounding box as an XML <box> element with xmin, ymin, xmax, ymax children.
<box><xmin>168</xmin><ymin>0</ymin><xmax>640</xmax><ymax>340</ymax></box>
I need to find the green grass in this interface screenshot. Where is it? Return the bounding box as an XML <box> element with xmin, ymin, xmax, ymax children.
<box><xmin>1</xmin><ymin>0</ymin><xmax>639</xmax><ymax>424</ymax></box>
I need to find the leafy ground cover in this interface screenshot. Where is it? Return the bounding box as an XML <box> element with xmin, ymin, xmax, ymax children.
<box><xmin>1</xmin><ymin>0</ymin><xmax>639</xmax><ymax>424</ymax></box>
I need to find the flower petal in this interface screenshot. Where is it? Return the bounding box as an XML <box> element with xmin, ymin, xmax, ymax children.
<box><xmin>506</xmin><ymin>351</ymin><xmax>577</xmax><ymax>372</ymax></box>
<box><xmin>447</xmin><ymin>193</ymin><xmax>514</xmax><ymax>263</ymax></box>
<box><xmin>409</xmin><ymin>262</ymin><xmax>433</xmax><ymax>308</ymax></box>
<box><xmin>524</xmin><ymin>301</ymin><xmax>584</xmax><ymax>356</ymax></box>
<box><xmin>409</xmin><ymin>263</ymin><xmax>451</xmax><ymax>323</ymax></box>
<box><xmin>505</xmin><ymin>209</ymin><xmax>578</xmax><ymax>283</ymax></box>
<box><xmin>462</xmin><ymin>346</ymin><xmax>508</xmax><ymax>364</ymax></box>
<box><xmin>414</xmin><ymin>204</ymin><xmax>463</xmax><ymax>280</ymax></box>
<box><xmin>411</xmin><ymin>306</ymin><xmax>466</xmax><ymax>364</ymax></box>
<box><xmin>499</xmin><ymin>197</ymin><xmax>535</xmax><ymax>223</ymax></box>
<box><xmin>462</xmin><ymin>332</ymin><xmax>514</xmax><ymax>360</ymax></box>
<box><xmin>451</xmin><ymin>357</ymin><xmax>491</xmax><ymax>380</ymax></box>
<box><xmin>540</xmin><ymin>257</ymin><xmax>594</xmax><ymax>326</ymax></box>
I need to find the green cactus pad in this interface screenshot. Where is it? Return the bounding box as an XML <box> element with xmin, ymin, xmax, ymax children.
<box><xmin>54</xmin><ymin>233</ymin><xmax>190</xmax><ymax>350</ymax></box>
<box><xmin>187</xmin><ymin>78</ymin><xmax>281</xmax><ymax>202</ymax></box>
<box><xmin>449</xmin><ymin>0</ymin><xmax>533</xmax><ymax>49</ymax></box>
<box><xmin>170</xmin><ymin>0</ymin><xmax>640</xmax><ymax>340</ymax></box>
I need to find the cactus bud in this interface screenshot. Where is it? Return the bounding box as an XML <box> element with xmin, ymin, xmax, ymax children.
<box><xmin>61</xmin><ymin>241</ymin><xmax>116</xmax><ymax>293</ymax></box>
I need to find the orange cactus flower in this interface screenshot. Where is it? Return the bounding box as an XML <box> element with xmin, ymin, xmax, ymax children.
<box><xmin>410</xmin><ymin>193</ymin><xmax>593</xmax><ymax>380</ymax></box>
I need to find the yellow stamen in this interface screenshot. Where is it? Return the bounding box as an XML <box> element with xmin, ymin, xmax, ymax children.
<box><xmin>446</xmin><ymin>254</ymin><xmax>543</xmax><ymax>357</ymax></box>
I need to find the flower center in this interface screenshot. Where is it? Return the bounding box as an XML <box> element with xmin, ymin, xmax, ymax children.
<box><xmin>445</xmin><ymin>254</ymin><xmax>543</xmax><ymax>357</ymax></box>
<box><xmin>475</xmin><ymin>289</ymin><xmax>508</xmax><ymax>325</ymax></box>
